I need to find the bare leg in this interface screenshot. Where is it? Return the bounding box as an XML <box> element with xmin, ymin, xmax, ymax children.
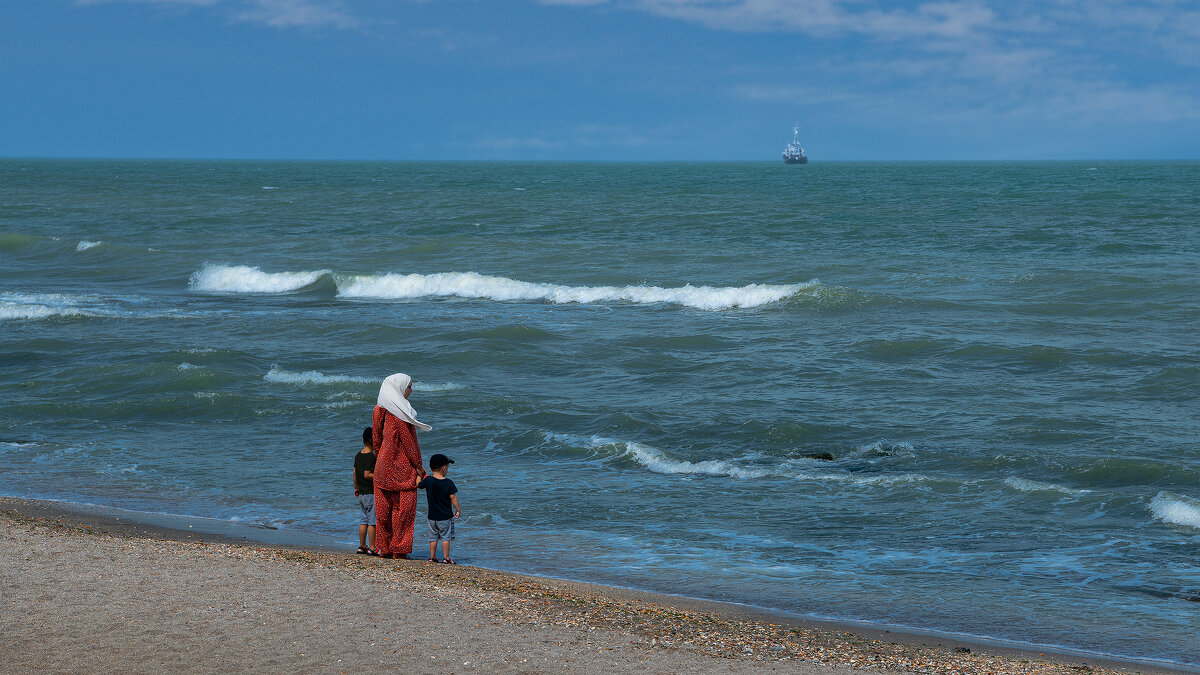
<box><xmin>440</xmin><ymin>540</ymin><xmax>451</xmax><ymax>562</ymax></box>
<box><xmin>358</xmin><ymin>524</ymin><xmax>368</xmax><ymax>548</ymax></box>
<box><xmin>429</xmin><ymin>541</ymin><xmax>437</xmax><ymax>560</ymax></box>
<box><xmin>367</xmin><ymin>525</ymin><xmax>376</xmax><ymax>550</ymax></box>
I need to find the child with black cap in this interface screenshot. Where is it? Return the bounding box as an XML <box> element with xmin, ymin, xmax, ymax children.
<box><xmin>417</xmin><ymin>453</ymin><xmax>460</xmax><ymax>564</ymax></box>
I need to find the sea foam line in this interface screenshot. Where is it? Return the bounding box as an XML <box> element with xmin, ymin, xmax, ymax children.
<box><xmin>337</xmin><ymin>271</ymin><xmax>812</xmax><ymax>310</ymax></box>
<box><xmin>76</xmin><ymin>240</ymin><xmax>103</xmax><ymax>251</ymax></box>
<box><xmin>264</xmin><ymin>368</ymin><xmax>376</xmax><ymax>385</ymax></box>
<box><xmin>264</xmin><ymin>367</ymin><xmax>459</xmax><ymax>392</ymax></box>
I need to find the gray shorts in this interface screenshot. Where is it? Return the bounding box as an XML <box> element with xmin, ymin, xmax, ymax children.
<box><xmin>358</xmin><ymin>493</ymin><xmax>375</xmax><ymax>526</ymax></box>
<box><xmin>427</xmin><ymin>518</ymin><xmax>455</xmax><ymax>542</ymax></box>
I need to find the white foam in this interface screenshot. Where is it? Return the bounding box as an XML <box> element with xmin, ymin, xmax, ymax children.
<box><xmin>1004</xmin><ymin>477</ymin><xmax>1089</xmax><ymax>495</ymax></box>
<box><xmin>337</xmin><ymin>271</ymin><xmax>814</xmax><ymax>310</ymax></box>
<box><xmin>177</xmin><ymin>363</ymin><xmax>202</xmax><ymax>370</ymax></box>
<box><xmin>321</xmin><ymin>400</ymin><xmax>360</xmax><ymax>409</ymax></box>
<box><xmin>189</xmin><ymin>264</ymin><xmax>330</xmax><ymax>294</ymax></box>
<box><xmin>0</xmin><ymin>301</ymin><xmax>66</xmax><ymax>320</ymax></box>
<box><xmin>264</xmin><ymin>367</ymin><xmax>375</xmax><ymax>385</ymax></box>
<box><xmin>0</xmin><ymin>293</ymin><xmax>89</xmax><ymax>321</ymax></box>
<box><xmin>76</xmin><ymin>240</ymin><xmax>103</xmax><ymax>251</ymax></box>
<box><xmin>1150</xmin><ymin>492</ymin><xmax>1200</xmax><ymax>530</ymax></box>
<box><xmin>413</xmin><ymin>382</ymin><xmax>463</xmax><ymax>392</ymax></box>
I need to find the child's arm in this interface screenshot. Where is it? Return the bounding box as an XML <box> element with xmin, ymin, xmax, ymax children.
<box><xmin>450</xmin><ymin>494</ymin><xmax>461</xmax><ymax>519</ymax></box>
<box><xmin>352</xmin><ymin>469</ymin><xmax>357</xmax><ymax>496</ymax></box>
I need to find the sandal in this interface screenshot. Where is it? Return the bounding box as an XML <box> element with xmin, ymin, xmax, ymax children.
<box><xmin>427</xmin><ymin>556</ymin><xmax>438</xmax><ymax>563</ymax></box>
<box><xmin>356</xmin><ymin>546</ymin><xmax>369</xmax><ymax>555</ymax></box>
<box><xmin>441</xmin><ymin>557</ymin><xmax>455</xmax><ymax>565</ymax></box>
<box><xmin>367</xmin><ymin>548</ymin><xmax>380</xmax><ymax>556</ymax></box>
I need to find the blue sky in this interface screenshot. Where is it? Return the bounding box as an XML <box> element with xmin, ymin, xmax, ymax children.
<box><xmin>2</xmin><ymin>0</ymin><xmax>1198</xmax><ymax>160</ymax></box>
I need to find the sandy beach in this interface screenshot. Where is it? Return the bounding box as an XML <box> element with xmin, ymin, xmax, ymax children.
<box><xmin>0</xmin><ymin>497</ymin><xmax>1180</xmax><ymax>675</ymax></box>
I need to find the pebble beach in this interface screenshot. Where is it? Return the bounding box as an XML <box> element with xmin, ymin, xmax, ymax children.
<box><xmin>1</xmin><ymin>497</ymin><xmax>1177</xmax><ymax>675</ymax></box>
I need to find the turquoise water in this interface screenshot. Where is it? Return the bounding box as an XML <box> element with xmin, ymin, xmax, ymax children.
<box><xmin>2</xmin><ymin>159</ymin><xmax>1198</xmax><ymax>665</ymax></box>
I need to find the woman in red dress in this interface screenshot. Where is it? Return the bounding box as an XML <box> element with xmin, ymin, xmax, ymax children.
<box><xmin>371</xmin><ymin>373</ymin><xmax>431</xmax><ymax>559</ymax></box>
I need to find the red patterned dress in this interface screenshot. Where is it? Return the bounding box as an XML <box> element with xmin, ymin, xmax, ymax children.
<box><xmin>371</xmin><ymin>405</ymin><xmax>426</xmax><ymax>557</ymax></box>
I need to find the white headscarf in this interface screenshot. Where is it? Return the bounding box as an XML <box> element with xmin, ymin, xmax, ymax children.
<box><xmin>377</xmin><ymin>373</ymin><xmax>432</xmax><ymax>432</ymax></box>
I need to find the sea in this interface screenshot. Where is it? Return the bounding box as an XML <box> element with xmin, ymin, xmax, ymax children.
<box><xmin>2</xmin><ymin>159</ymin><xmax>1198</xmax><ymax>667</ymax></box>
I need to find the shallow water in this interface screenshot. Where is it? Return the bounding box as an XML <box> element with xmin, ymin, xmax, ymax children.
<box><xmin>2</xmin><ymin>159</ymin><xmax>1198</xmax><ymax>665</ymax></box>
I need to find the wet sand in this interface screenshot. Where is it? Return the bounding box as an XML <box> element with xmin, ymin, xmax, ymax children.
<box><xmin>0</xmin><ymin>496</ymin><xmax>1183</xmax><ymax>674</ymax></box>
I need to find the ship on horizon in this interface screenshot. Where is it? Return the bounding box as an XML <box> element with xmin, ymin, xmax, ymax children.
<box><xmin>782</xmin><ymin>126</ymin><xmax>808</xmax><ymax>164</ymax></box>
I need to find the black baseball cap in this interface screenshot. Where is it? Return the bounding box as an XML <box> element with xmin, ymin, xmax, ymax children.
<box><xmin>429</xmin><ymin>453</ymin><xmax>454</xmax><ymax>468</ymax></box>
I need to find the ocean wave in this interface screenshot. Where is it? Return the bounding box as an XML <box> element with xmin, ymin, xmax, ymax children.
<box><xmin>188</xmin><ymin>264</ymin><xmax>331</xmax><ymax>294</ymax></box>
<box><xmin>75</xmin><ymin>240</ymin><xmax>104</xmax><ymax>251</ymax></box>
<box><xmin>337</xmin><ymin>271</ymin><xmax>814</xmax><ymax>310</ymax></box>
<box><xmin>263</xmin><ymin>367</ymin><xmax>375</xmax><ymax>385</ymax></box>
<box><xmin>541</xmin><ymin>433</ymin><xmax>940</xmax><ymax>486</ymax></box>
<box><xmin>844</xmin><ymin>440</ymin><xmax>915</xmax><ymax>458</ymax></box>
<box><xmin>1150</xmin><ymin>492</ymin><xmax>1200</xmax><ymax>530</ymax></box>
<box><xmin>1004</xmin><ymin>477</ymin><xmax>1089</xmax><ymax>496</ymax></box>
<box><xmin>544</xmin><ymin>433</ymin><xmax>771</xmax><ymax>478</ymax></box>
<box><xmin>811</xmin><ymin>472</ymin><xmax>932</xmax><ymax>486</ymax></box>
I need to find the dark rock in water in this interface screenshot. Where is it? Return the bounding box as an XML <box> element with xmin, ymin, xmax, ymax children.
<box><xmin>801</xmin><ymin>452</ymin><xmax>835</xmax><ymax>461</ymax></box>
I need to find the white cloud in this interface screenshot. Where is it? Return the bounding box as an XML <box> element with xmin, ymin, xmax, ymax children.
<box><xmin>537</xmin><ymin>0</ymin><xmax>999</xmax><ymax>39</ymax></box>
<box><xmin>73</xmin><ymin>0</ymin><xmax>363</xmax><ymax>29</ymax></box>
<box><xmin>233</xmin><ymin>0</ymin><xmax>362</xmax><ymax>29</ymax></box>
<box><xmin>74</xmin><ymin>0</ymin><xmax>220</xmax><ymax>5</ymax></box>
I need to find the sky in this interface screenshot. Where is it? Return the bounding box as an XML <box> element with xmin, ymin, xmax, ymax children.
<box><xmin>2</xmin><ymin>0</ymin><xmax>1199</xmax><ymax>160</ymax></box>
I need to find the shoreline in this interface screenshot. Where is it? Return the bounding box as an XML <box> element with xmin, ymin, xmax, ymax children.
<box><xmin>1</xmin><ymin>495</ymin><xmax>1191</xmax><ymax>674</ymax></box>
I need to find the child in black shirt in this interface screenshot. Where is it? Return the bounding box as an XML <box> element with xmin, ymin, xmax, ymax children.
<box><xmin>417</xmin><ymin>453</ymin><xmax>460</xmax><ymax>564</ymax></box>
<box><xmin>352</xmin><ymin>427</ymin><xmax>378</xmax><ymax>555</ymax></box>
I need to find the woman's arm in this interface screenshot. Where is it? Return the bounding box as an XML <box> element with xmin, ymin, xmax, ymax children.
<box><xmin>398</xmin><ymin>421</ymin><xmax>426</xmax><ymax>481</ymax></box>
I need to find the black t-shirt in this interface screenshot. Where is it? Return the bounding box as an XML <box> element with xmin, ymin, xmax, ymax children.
<box><xmin>353</xmin><ymin>451</ymin><xmax>376</xmax><ymax>494</ymax></box>
<box><xmin>417</xmin><ymin>475</ymin><xmax>458</xmax><ymax>521</ymax></box>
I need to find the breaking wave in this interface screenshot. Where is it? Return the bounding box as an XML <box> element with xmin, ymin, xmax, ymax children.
<box><xmin>189</xmin><ymin>264</ymin><xmax>330</xmax><ymax>294</ymax></box>
<box><xmin>188</xmin><ymin>265</ymin><xmax>813</xmax><ymax>310</ymax></box>
<box><xmin>1150</xmin><ymin>492</ymin><xmax>1200</xmax><ymax>530</ymax></box>
<box><xmin>76</xmin><ymin>240</ymin><xmax>103</xmax><ymax>251</ymax></box>
<box><xmin>338</xmin><ymin>271</ymin><xmax>814</xmax><ymax>310</ymax></box>
<box><xmin>548</xmin><ymin>434</ymin><xmax>772</xmax><ymax>478</ymax></box>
